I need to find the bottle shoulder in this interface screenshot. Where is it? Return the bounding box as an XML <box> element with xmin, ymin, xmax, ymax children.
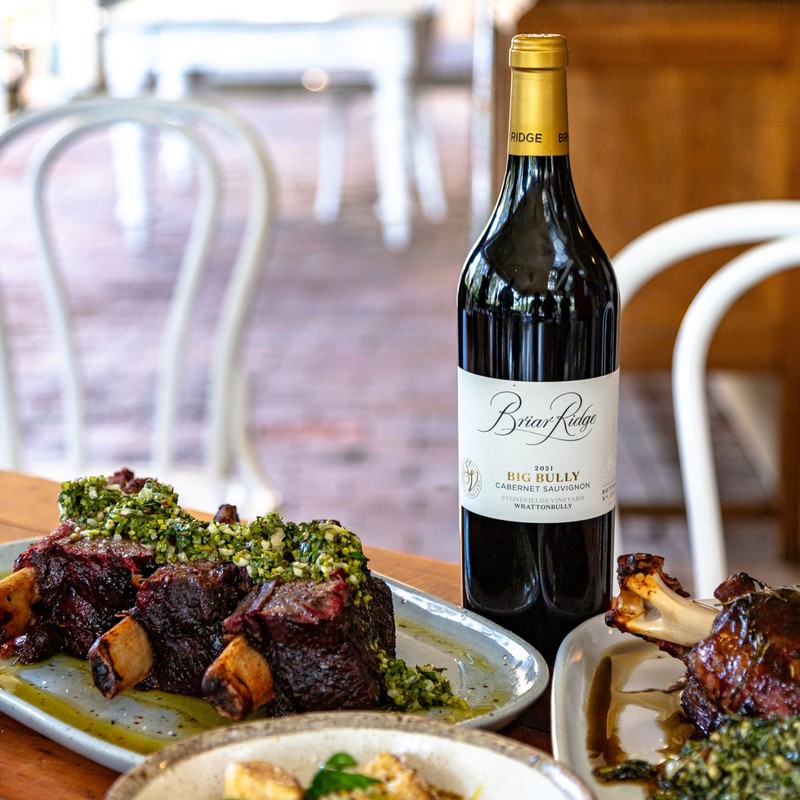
<box><xmin>458</xmin><ymin>226</ymin><xmax>617</xmax><ymax>309</ymax></box>
<box><xmin>458</xmin><ymin>156</ymin><xmax>618</xmax><ymax>312</ymax></box>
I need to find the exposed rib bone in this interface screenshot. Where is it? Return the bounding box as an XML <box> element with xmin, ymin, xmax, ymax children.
<box><xmin>202</xmin><ymin>634</ymin><xmax>275</xmax><ymax>720</ymax></box>
<box><xmin>88</xmin><ymin>615</ymin><xmax>153</xmax><ymax>698</ymax></box>
<box><xmin>0</xmin><ymin>567</ymin><xmax>38</xmax><ymax>639</ymax></box>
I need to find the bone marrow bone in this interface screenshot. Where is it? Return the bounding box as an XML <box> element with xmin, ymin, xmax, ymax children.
<box><xmin>606</xmin><ymin>552</ymin><xmax>800</xmax><ymax>734</ymax></box>
<box><xmin>88</xmin><ymin>615</ymin><xmax>154</xmax><ymax>698</ymax></box>
<box><xmin>0</xmin><ymin>567</ymin><xmax>39</xmax><ymax>640</ymax></box>
<box><xmin>202</xmin><ymin>634</ymin><xmax>275</xmax><ymax>720</ymax></box>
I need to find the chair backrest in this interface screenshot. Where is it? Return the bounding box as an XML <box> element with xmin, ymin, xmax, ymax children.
<box><xmin>673</xmin><ymin>235</ymin><xmax>800</xmax><ymax>596</ymax></box>
<box><xmin>614</xmin><ymin>201</ymin><xmax>800</xmax><ymax>308</ymax></box>
<box><xmin>0</xmin><ymin>96</ymin><xmax>279</xmax><ymax>515</ymax></box>
<box><xmin>612</xmin><ymin>201</ymin><xmax>800</xmax><ymax>596</ymax></box>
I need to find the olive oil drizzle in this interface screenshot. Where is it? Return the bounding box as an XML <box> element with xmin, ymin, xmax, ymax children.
<box><xmin>0</xmin><ymin>652</ymin><xmax>243</xmax><ymax>754</ymax></box>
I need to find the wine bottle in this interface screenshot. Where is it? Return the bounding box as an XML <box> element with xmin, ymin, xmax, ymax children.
<box><xmin>457</xmin><ymin>33</ymin><xmax>619</xmax><ymax>662</ymax></box>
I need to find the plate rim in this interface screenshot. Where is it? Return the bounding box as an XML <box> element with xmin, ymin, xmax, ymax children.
<box><xmin>107</xmin><ymin>710</ymin><xmax>594</xmax><ymax>800</ymax></box>
<box><xmin>550</xmin><ymin>612</ymin><xmax>681</xmax><ymax>800</ymax></box>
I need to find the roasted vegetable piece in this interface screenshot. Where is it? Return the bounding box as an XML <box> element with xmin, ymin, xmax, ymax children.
<box><xmin>223</xmin><ymin>760</ymin><xmax>304</xmax><ymax>800</ymax></box>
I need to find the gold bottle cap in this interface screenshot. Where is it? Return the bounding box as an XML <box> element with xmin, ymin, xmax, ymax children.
<box><xmin>509</xmin><ymin>34</ymin><xmax>568</xmax><ymax>70</ymax></box>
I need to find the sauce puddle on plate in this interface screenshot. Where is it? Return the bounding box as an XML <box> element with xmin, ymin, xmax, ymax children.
<box><xmin>585</xmin><ymin>642</ymin><xmax>695</xmax><ymax>771</ymax></box>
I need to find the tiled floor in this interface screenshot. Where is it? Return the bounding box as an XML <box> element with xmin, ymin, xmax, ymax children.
<box><xmin>1</xmin><ymin>83</ymin><xmax>798</xmax><ymax>593</ymax></box>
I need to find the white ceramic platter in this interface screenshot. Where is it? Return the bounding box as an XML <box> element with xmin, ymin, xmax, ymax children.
<box><xmin>106</xmin><ymin>711</ymin><xmax>595</xmax><ymax>800</ymax></box>
<box><xmin>551</xmin><ymin>614</ymin><xmax>689</xmax><ymax>800</ymax></box>
<box><xmin>0</xmin><ymin>537</ymin><xmax>547</xmax><ymax>773</ymax></box>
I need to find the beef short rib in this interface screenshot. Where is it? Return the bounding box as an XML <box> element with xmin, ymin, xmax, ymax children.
<box><xmin>132</xmin><ymin>561</ymin><xmax>253</xmax><ymax>696</ymax></box>
<box><xmin>11</xmin><ymin>522</ymin><xmax>156</xmax><ymax>662</ymax></box>
<box><xmin>224</xmin><ymin>570</ymin><xmax>395</xmax><ymax>713</ymax></box>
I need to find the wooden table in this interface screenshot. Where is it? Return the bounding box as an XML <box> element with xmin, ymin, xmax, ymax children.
<box><xmin>0</xmin><ymin>471</ymin><xmax>552</xmax><ymax>800</ymax></box>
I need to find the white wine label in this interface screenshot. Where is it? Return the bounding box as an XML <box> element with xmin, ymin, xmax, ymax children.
<box><xmin>458</xmin><ymin>368</ymin><xmax>619</xmax><ymax>523</ymax></box>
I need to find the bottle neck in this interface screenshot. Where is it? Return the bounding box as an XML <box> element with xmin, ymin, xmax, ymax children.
<box><xmin>507</xmin><ymin>65</ymin><xmax>569</xmax><ymax>158</ymax></box>
<box><xmin>487</xmin><ymin>154</ymin><xmax>581</xmax><ymax>245</ymax></box>
<box><xmin>499</xmin><ymin>154</ymin><xmax>576</xmax><ymax>202</ymax></box>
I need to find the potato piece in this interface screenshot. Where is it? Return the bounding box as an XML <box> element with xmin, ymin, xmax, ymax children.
<box><xmin>222</xmin><ymin>760</ymin><xmax>304</xmax><ymax>800</ymax></box>
<box><xmin>360</xmin><ymin>752</ymin><xmax>435</xmax><ymax>800</ymax></box>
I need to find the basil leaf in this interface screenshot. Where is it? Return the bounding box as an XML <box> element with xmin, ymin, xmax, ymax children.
<box><xmin>305</xmin><ymin>768</ymin><xmax>380</xmax><ymax>799</ymax></box>
<box><xmin>324</xmin><ymin>752</ymin><xmax>359</xmax><ymax>770</ymax></box>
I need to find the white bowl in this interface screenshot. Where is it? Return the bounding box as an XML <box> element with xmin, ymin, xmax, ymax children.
<box><xmin>106</xmin><ymin>711</ymin><xmax>596</xmax><ymax>799</ymax></box>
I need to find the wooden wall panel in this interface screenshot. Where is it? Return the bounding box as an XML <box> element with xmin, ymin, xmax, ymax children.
<box><xmin>493</xmin><ymin>0</ymin><xmax>800</xmax><ymax>555</ymax></box>
<box><xmin>494</xmin><ymin>0</ymin><xmax>800</xmax><ymax>370</ymax></box>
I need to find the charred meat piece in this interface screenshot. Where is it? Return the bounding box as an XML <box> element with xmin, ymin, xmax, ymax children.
<box><xmin>89</xmin><ymin>500</ymin><xmax>254</xmax><ymax>700</ymax></box>
<box><xmin>606</xmin><ymin>553</ymin><xmax>800</xmax><ymax>734</ymax></box>
<box><xmin>221</xmin><ymin>570</ymin><xmax>395</xmax><ymax>715</ymax></box>
<box><xmin>127</xmin><ymin>560</ymin><xmax>253</xmax><ymax>696</ymax></box>
<box><xmin>683</xmin><ymin>578</ymin><xmax>800</xmax><ymax>733</ymax></box>
<box><xmin>9</xmin><ymin>521</ymin><xmax>156</xmax><ymax>662</ymax></box>
<box><xmin>107</xmin><ymin>467</ymin><xmax>148</xmax><ymax>495</ymax></box>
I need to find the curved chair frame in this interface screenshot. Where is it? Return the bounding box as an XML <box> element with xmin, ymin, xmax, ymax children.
<box><xmin>613</xmin><ymin>201</ymin><xmax>800</xmax><ymax>593</ymax></box>
<box><xmin>674</xmin><ymin>234</ymin><xmax>800</xmax><ymax>596</ymax></box>
<box><xmin>0</xmin><ymin>96</ymin><xmax>280</xmax><ymax>515</ymax></box>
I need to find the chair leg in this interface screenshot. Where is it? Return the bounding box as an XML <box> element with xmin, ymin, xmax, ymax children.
<box><xmin>314</xmin><ymin>91</ymin><xmax>350</xmax><ymax>225</ymax></box>
<box><xmin>409</xmin><ymin>94</ymin><xmax>447</xmax><ymax>223</ymax></box>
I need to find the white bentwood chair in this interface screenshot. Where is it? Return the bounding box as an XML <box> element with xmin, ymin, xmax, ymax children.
<box><xmin>673</xmin><ymin>234</ymin><xmax>800</xmax><ymax>596</ymax></box>
<box><xmin>0</xmin><ymin>96</ymin><xmax>281</xmax><ymax>519</ymax></box>
<box><xmin>613</xmin><ymin>201</ymin><xmax>800</xmax><ymax>596</ymax></box>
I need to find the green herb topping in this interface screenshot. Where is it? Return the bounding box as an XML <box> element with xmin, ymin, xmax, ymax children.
<box><xmin>58</xmin><ymin>476</ymin><xmax>369</xmax><ymax>601</ymax></box>
<box><xmin>305</xmin><ymin>752</ymin><xmax>381</xmax><ymax>800</ymax></box>
<box><xmin>596</xmin><ymin>715</ymin><xmax>800</xmax><ymax>799</ymax></box>
<box><xmin>373</xmin><ymin>645</ymin><xmax>468</xmax><ymax>713</ymax></box>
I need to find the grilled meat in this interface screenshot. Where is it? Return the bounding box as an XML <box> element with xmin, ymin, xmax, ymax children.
<box><xmin>2</xmin><ymin>469</ymin><xmax>404</xmax><ymax>722</ymax></box>
<box><xmin>129</xmin><ymin>560</ymin><xmax>253</xmax><ymax>696</ymax></box>
<box><xmin>8</xmin><ymin>520</ymin><xmax>156</xmax><ymax>662</ymax></box>
<box><xmin>220</xmin><ymin>569</ymin><xmax>395</xmax><ymax>714</ymax></box>
<box><xmin>606</xmin><ymin>553</ymin><xmax>800</xmax><ymax>734</ymax></box>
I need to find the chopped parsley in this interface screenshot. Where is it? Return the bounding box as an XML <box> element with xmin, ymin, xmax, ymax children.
<box><xmin>373</xmin><ymin>645</ymin><xmax>468</xmax><ymax>713</ymax></box>
<box><xmin>57</xmin><ymin>474</ymin><xmax>124</xmax><ymax>527</ymax></box>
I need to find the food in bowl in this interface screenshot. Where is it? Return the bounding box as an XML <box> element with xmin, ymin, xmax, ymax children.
<box><xmin>105</xmin><ymin>712</ymin><xmax>596</xmax><ymax>800</ymax></box>
<box><xmin>223</xmin><ymin>751</ymin><xmax>466</xmax><ymax>799</ymax></box>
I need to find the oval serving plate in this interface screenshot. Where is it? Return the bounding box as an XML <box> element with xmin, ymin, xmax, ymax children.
<box><xmin>0</xmin><ymin>538</ymin><xmax>548</xmax><ymax>772</ymax></box>
<box><xmin>107</xmin><ymin>711</ymin><xmax>595</xmax><ymax>800</ymax></box>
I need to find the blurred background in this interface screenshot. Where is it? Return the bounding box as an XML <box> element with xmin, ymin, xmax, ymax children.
<box><xmin>1</xmin><ymin>0</ymin><xmax>798</xmax><ymax>591</ymax></box>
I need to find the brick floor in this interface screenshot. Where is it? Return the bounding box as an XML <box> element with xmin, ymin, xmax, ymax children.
<box><xmin>1</xmin><ymin>84</ymin><xmax>797</xmax><ymax>590</ymax></box>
